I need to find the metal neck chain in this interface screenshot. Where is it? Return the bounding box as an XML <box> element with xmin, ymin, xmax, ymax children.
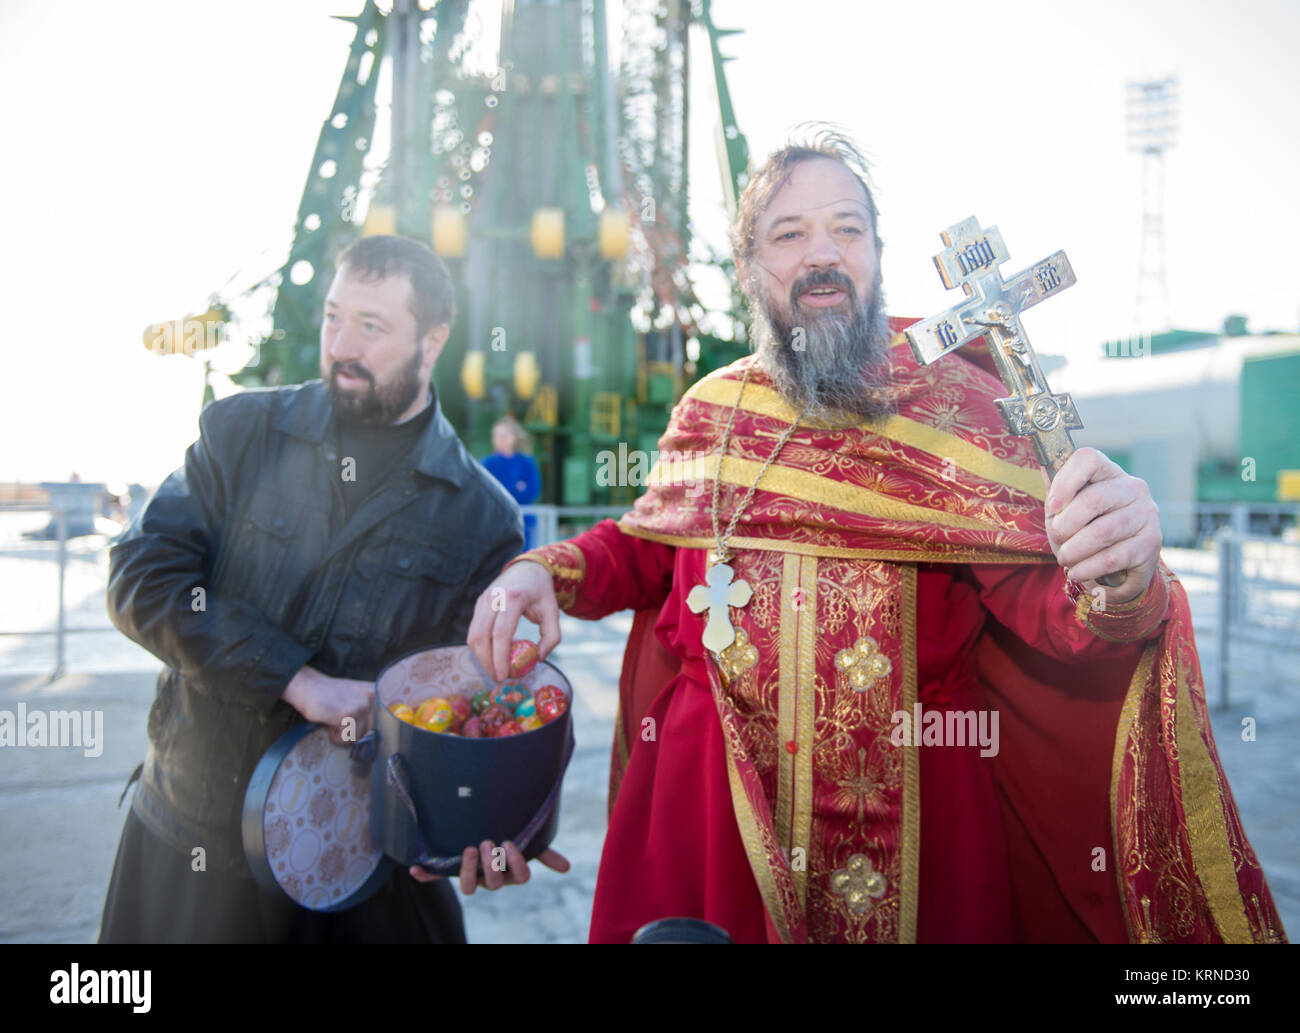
<box><xmin>710</xmin><ymin>364</ymin><xmax>805</xmax><ymax>564</ymax></box>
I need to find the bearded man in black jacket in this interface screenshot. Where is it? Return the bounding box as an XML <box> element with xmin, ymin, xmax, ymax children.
<box><xmin>99</xmin><ymin>236</ymin><xmax>559</xmax><ymax>943</ymax></box>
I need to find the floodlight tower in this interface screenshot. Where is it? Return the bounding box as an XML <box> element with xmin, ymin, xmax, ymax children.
<box><xmin>1126</xmin><ymin>77</ymin><xmax>1178</xmax><ymax>332</ymax></box>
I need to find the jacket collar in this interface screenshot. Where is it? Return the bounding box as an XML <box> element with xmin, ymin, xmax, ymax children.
<box><xmin>273</xmin><ymin>380</ymin><xmax>468</xmax><ymax>488</ymax></box>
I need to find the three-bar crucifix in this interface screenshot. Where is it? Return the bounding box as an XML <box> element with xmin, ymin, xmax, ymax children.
<box><xmin>906</xmin><ymin>216</ymin><xmax>1124</xmax><ymax>587</ymax></box>
<box><xmin>906</xmin><ymin>216</ymin><xmax>1083</xmax><ymax>477</ymax></box>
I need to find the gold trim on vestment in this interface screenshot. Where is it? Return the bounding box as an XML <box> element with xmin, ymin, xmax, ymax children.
<box><xmin>1174</xmin><ymin>663</ymin><xmax>1254</xmax><ymax>944</ymax></box>
<box><xmin>650</xmin><ymin>452</ymin><xmax>1001</xmax><ymax>532</ymax></box>
<box><xmin>794</xmin><ymin>555</ymin><xmax>817</xmax><ymax>917</ymax></box>
<box><xmin>616</xmin><ymin>523</ymin><xmax>1050</xmax><ymax>566</ymax></box>
<box><xmin>1110</xmin><ymin>643</ymin><xmax>1157</xmax><ymax>943</ymax></box>
<box><xmin>774</xmin><ymin>558</ymin><xmax>795</xmax><ymax>862</ymax></box>
<box><xmin>684</xmin><ymin>375</ymin><xmax>1047</xmax><ymax>501</ymax></box>
<box><xmin>613</xmin><ymin>692</ymin><xmax>629</xmax><ymax>781</ymax></box>
<box><xmin>509</xmin><ymin>543</ymin><xmax>586</xmax><ymax>611</ymax></box>
<box><xmin>899</xmin><ymin>564</ymin><xmax>920</xmax><ymax>944</ymax></box>
<box><xmin>776</xmin><ymin>556</ymin><xmax>798</xmax><ymax>875</ymax></box>
<box><xmin>774</xmin><ymin>554</ymin><xmax>817</xmax><ymax>912</ymax></box>
<box><xmin>722</xmin><ymin>737</ymin><xmax>793</xmax><ymax>944</ymax></box>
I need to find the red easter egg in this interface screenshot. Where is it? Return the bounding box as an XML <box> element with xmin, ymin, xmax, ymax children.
<box><xmin>448</xmin><ymin>695</ymin><xmax>472</xmax><ymax>725</ymax></box>
<box><xmin>534</xmin><ymin>685</ymin><xmax>568</xmax><ymax>723</ymax></box>
<box><xmin>460</xmin><ymin>717</ymin><xmax>484</xmax><ymax>739</ymax></box>
<box><xmin>495</xmin><ymin>720</ymin><xmax>524</xmax><ymax>737</ymax></box>
<box><xmin>536</xmin><ymin>702</ymin><xmax>560</xmax><ymax>723</ymax></box>
<box><xmin>508</xmin><ymin>639</ymin><xmax>539</xmax><ymax>679</ymax></box>
<box><xmin>534</xmin><ymin>684</ymin><xmax>565</xmax><ymax>707</ymax></box>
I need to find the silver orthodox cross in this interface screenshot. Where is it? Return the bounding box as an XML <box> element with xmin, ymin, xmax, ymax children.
<box><xmin>907</xmin><ymin>216</ymin><xmax>1123</xmax><ymax>588</ymax></box>
<box><xmin>905</xmin><ymin>216</ymin><xmax>1083</xmax><ymax>477</ymax></box>
<box><xmin>686</xmin><ymin>562</ymin><xmax>752</xmax><ymax>654</ymax></box>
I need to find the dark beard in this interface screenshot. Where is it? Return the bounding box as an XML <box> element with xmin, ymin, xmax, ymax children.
<box><xmin>749</xmin><ymin>266</ymin><xmax>895</xmax><ymax>423</ymax></box>
<box><xmin>325</xmin><ymin>346</ymin><xmax>424</xmax><ymax>427</ymax></box>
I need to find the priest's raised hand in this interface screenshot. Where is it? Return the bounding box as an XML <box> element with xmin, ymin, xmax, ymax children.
<box><xmin>1042</xmin><ymin>446</ymin><xmax>1163</xmax><ymax>605</ymax></box>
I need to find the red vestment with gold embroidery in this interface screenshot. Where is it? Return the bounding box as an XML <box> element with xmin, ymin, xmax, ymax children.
<box><xmin>517</xmin><ymin>323</ymin><xmax>1286</xmax><ymax>944</ymax></box>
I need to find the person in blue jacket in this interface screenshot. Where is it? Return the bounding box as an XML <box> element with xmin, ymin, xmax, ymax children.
<box><xmin>483</xmin><ymin>417</ymin><xmax>541</xmax><ymax>549</ymax></box>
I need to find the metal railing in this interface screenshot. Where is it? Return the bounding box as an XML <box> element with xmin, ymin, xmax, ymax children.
<box><xmin>1156</xmin><ymin>501</ymin><xmax>1298</xmax><ymax>545</ymax></box>
<box><xmin>0</xmin><ymin>501</ymin><xmax>635</xmax><ymax>681</ymax></box>
<box><xmin>523</xmin><ymin>504</ymin><xmax>629</xmax><ymax>547</ymax></box>
<box><xmin>0</xmin><ymin>503</ymin><xmax>122</xmax><ymax>681</ymax></box>
<box><xmin>1210</xmin><ymin>530</ymin><xmax>1300</xmax><ymax>707</ymax></box>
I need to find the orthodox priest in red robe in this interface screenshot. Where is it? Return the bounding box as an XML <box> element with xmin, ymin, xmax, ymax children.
<box><xmin>466</xmin><ymin>129</ymin><xmax>1286</xmax><ymax>944</ymax></box>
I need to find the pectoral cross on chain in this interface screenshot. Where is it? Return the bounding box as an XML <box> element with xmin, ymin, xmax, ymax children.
<box><xmin>686</xmin><ymin>562</ymin><xmax>752</xmax><ymax>654</ymax></box>
<box><xmin>906</xmin><ymin>216</ymin><xmax>1123</xmax><ymax>587</ymax></box>
<box><xmin>905</xmin><ymin>216</ymin><xmax>1083</xmax><ymax>477</ymax></box>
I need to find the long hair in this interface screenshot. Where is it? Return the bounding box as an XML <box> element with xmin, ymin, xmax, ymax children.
<box><xmin>730</xmin><ymin>122</ymin><xmax>881</xmax><ymax>267</ymax></box>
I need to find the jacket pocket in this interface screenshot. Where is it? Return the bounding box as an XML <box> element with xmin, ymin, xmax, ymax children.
<box><xmin>385</xmin><ymin>536</ymin><xmax>469</xmax><ymax>584</ymax></box>
<box><xmin>360</xmin><ymin>537</ymin><xmax>471</xmax><ymax>659</ymax></box>
<box><xmin>220</xmin><ymin>491</ymin><xmax>303</xmax><ymax>604</ymax></box>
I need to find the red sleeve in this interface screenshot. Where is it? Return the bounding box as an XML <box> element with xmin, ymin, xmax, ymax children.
<box><xmin>507</xmin><ymin>518</ymin><xmax>676</xmax><ymax>620</ymax></box>
<box><xmin>963</xmin><ymin>559</ymin><xmax>1170</xmax><ymax>664</ymax></box>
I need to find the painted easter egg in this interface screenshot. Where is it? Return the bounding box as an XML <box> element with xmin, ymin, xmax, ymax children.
<box><xmin>479</xmin><ymin>705</ymin><xmax>512</xmax><ymax>734</ymax></box>
<box><xmin>534</xmin><ymin>684</ymin><xmax>568</xmax><ymax>722</ymax></box>
<box><xmin>447</xmin><ymin>695</ymin><xmax>472</xmax><ymax>726</ymax></box>
<box><xmin>417</xmin><ymin>697</ymin><xmax>455</xmax><ymax>733</ymax></box>
<box><xmin>390</xmin><ymin>703</ymin><xmax>418</xmax><ymax>725</ymax></box>
<box><xmin>508</xmin><ymin>639</ymin><xmax>539</xmax><ymax>679</ymax></box>
<box><xmin>492</xmin><ymin>686</ymin><xmax>526</xmax><ymax>713</ymax></box>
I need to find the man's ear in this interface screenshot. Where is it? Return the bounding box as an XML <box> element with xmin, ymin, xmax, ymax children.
<box><xmin>421</xmin><ymin>324</ymin><xmax>450</xmax><ymax>375</ymax></box>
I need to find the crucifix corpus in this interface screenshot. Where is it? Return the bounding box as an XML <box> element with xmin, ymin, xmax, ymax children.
<box><xmin>906</xmin><ymin>216</ymin><xmax>1123</xmax><ymax>588</ymax></box>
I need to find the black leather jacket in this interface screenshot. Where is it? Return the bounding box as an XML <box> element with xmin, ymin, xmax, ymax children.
<box><xmin>107</xmin><ymin>381</ymin><xmax>522</xmax><ymax>871</ymax></box>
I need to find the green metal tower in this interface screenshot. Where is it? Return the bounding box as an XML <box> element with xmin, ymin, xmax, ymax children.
<box><xmin>223</xmin><ymin>0</ymin><xmax>753</xmax><ymax>507</ymax></box>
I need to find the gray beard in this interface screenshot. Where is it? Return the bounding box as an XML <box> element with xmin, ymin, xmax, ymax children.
<box><xmin>749</xmin><ymin>270</ymin><xmax>895</xmax><ymax>424</ymax></box>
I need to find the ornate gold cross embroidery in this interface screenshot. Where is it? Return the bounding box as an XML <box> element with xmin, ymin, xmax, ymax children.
<box><xmin>835</xmin><ymin>636</ymin><xmax>892</xmax><ymax>692</ymax></box>
<box><xmin>830</xmin><ymin>853</ymin><xmax>887</xmax><ymax>915</ymax></box>
<box><xmin>717</xmin><ymin>628</ymin><xmax>759</xmax><ymax>680</ymax></box>
<box><xmin>834</xmin><ymin>747</ymin><xmax>885</xmax><ymax>827</ymax></box>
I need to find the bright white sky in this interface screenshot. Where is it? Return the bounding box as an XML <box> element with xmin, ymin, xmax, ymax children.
<box><xmin>2</xmin><ymin>0</ymin><xmax>1297</xmax><ymax>487</ymax></box>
